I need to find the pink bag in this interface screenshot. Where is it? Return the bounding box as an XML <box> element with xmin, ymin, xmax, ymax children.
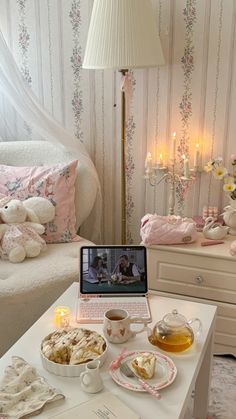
<box><xmin>140</xmin><ymin>214</ymin><xmax>197</xmax><ymax>245</ymax></box>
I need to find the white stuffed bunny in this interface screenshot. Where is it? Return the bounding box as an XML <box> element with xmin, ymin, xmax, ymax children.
<box><xmin>0</xmin><ymin>197</ymin><xmax>55</xmax><ymax>263</ymax></box>
<box><xmin>22</xmin><ymin>196</ymin><xmax>55</xmax><ymax>224</ymax></box>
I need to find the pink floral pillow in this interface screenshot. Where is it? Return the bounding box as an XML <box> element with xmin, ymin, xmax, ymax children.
<box><xmin>0</xmin><ymin>160</ymin><xmax>78</xmax><ymax>243</ymax></box>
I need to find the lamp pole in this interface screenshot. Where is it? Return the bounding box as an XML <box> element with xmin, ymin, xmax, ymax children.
<box><xmin>82</xmin><ymin>0</ymin><xmax>165</xmax><ymax>244</ymax></box>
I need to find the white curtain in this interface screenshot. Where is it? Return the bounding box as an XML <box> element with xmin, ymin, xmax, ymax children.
<box><xmin>0</xmin><ymin>30</ymin><xmax>101</xmax><ymax>243</ymax></box>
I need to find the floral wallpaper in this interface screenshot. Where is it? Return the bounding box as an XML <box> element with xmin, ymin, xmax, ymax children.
<box><xmin>126</xmin><ymin>71</ymin><xmax>136</xmax><ymax>244</ymax></box>
<box><xmin>17</xmin><ymin>0</ymin><xmax>32</xmax><ymax>138</ymax></box>
<box><xmin>179</xmin><ymin>0</ymin><xmax>196</xmax><ymax>159</ymax></box>
<box><xmin>70</xmin><ymin>0</ymin><xmax>83</xmax><ymax>142</ymax></box>
<box><xmin>17</xmin><ymin>0</ymin><xmax>31</xmax><ymax>86</ymax></box>
<box><xmin>0</xmin><ymin>0</ymin><xmax>235</xmax><ymax>244</ymax></box>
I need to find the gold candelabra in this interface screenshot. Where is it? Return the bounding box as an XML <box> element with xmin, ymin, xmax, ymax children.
<box><xmin>145</xmin><ymin>154</ymin><xmax>200</xmax><ymax>216</ymax></box>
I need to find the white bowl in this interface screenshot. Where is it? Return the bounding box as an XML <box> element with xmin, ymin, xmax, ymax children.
<box><xmin>40</xmin><ymin>328</ymin><xmax>108</xmax><ymax>377</ymax></box>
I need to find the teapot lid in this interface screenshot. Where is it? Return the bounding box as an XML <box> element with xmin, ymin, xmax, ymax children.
<box><xmin>162</xmin><ymin>309</ymin><xmax>187</xmax><ymax>328</ymax></box>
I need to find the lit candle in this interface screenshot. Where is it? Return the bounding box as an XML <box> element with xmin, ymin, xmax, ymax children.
<box><xmin>171</xmin><ymin>132</ymin><xmax>176</xmax><ymax>161</ymax></box>
<box><xmin>182</xmin><ymin>154</ymin><xmax>190</xmax><ymax>178</ymax></box>
<box><xmin>54</xmin><ymin>306</ymin><xmax>71</xmax><ymax>328</ymax></box>
<box><xmin>194</xmin><ymin>144</ymin><xmax>200</xmax><ymax>168</ymax></box>
<box><xmin>145</xmin><ymin>152</ymin><xmax>153</xmax><ymax>174</ymax></box>
<box><xmin>159</xmin><ymin>153</ymin><xmax>163</xmax><ymax>167</ymax></box>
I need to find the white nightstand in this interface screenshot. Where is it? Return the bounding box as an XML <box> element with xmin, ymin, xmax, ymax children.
<box><xmin>147</xmin><ymin>233</ymin><xmax>236</xmax><ymax>356</ymax></box>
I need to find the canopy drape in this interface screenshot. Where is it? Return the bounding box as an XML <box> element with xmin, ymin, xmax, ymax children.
<box><xmin>0</xmin><ymin>30</ymin><xmax>101</xmax><ymax>243</ymax></box>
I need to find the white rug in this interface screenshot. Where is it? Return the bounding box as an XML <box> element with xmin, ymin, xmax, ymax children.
<box><xmin>207</xmin><ymin>355</ymin><xmax>236</xmax><ymax>419</ymax></box>
<box><xmin>187</xmin><ymin>355</ymin><xmax>236</xmax><ymax>419</ymax></box>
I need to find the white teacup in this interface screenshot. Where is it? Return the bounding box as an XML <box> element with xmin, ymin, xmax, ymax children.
<box><xmin>80</xmin><ymin>360</ymin><xmax>103</xmax><ymax>393</ymax></box>
<box><xmin>103</xmin><ymin>308</ymin><xmax>147</xmax><ymax>344</ymax></box>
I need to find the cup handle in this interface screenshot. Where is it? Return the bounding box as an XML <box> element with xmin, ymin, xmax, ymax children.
<box><xmin>129</xmin><ymin>317</ymin><xmax>148</xmax><ymax>336</ymax></box>
<box><xmin>80</xmin><ymin>371</ymin><xmax>92</xmax><ymax>387</ymax></box>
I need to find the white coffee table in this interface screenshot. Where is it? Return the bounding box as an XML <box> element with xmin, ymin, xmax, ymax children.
<box><xmin>0</xmin><ymin>283</ymin><xmax>216</xmax><ymax>419</ymax></box>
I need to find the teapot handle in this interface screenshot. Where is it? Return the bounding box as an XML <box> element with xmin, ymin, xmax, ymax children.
<box><xmin>187</xmin><ymin>318</ymin><xmax>202</xmax><ymax>341</ymax></box>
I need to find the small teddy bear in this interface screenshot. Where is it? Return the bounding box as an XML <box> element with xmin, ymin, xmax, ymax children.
<box><xmin>0</xmin><ymin>197</ymin><xmax>55</xmax><ymax>263</ymax></box>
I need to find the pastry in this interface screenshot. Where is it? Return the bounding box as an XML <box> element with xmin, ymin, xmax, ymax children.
<box><xmin>130</xmin><ymin>353</ymin><xmax>156</xmax><ymax>379</ymax></box>
<box><xmin>41</xmin><ymin>328</ymin><xmax>106</xmax><ymax>365</ymax></box>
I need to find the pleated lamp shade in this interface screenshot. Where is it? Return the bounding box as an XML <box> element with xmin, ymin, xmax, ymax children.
<box><xmin>83</xmin><ymin>0</ymin><xmax>165</xmax><ymax>70</ymax></box>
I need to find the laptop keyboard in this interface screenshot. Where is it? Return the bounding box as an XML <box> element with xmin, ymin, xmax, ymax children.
<box><xmin>78</xmin><ymin>298</ymin><xmax>150</xmax><ymax>321</ymax></box>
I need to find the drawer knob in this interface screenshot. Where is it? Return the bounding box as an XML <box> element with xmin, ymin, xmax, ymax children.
<box><xmin>195</xmin><ymin>275</ymin><xmax>204</xmax><ymax>284</ymax></box>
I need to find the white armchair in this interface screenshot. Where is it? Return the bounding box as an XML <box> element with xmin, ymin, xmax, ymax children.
<box><xmin>0</xmin><ymin>141</ymin><xmax>98</xmax><ymax>356</ymax></box>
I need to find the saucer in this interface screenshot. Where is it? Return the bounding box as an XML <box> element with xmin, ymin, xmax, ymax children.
<box><xmin>109</xmin><ymin>350</ymin><xmax>177</xmax><ymax>392</ymax></box>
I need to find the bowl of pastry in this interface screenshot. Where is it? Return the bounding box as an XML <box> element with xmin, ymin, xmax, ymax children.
<box><xmin>40</xmin><ymin>327</ymin><xmax>107</xmax><ymax>376</ymax></box>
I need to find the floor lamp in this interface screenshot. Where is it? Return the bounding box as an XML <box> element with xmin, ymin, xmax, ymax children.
<box><xmin>83</xmin><ymin>0</ymin><xmax>165</xmax><ymax>244</ymax></box>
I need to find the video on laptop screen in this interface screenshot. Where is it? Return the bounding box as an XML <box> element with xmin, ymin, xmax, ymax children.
<box><xmin>80</xmin><ymin>246</ymin><xmax>147</xmax><ymax>294</ymax></box>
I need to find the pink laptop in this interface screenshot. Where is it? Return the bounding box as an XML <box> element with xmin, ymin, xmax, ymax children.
<box><xmin>77</xmin><ymin>245</ymin><xmax>152</xmax><ymax>323</ymax></box>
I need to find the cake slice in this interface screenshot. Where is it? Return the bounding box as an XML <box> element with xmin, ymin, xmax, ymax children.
<box><xmin>130</xmin><ymin>353</ymin><xmax>156</xmax><ymax>379</ymax></box>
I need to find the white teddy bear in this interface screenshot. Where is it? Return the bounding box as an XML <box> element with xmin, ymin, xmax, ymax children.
<box><xmin>0</xmin><ymin>197</ymin><xmax>55</xmax><ymax>263</ymax></box>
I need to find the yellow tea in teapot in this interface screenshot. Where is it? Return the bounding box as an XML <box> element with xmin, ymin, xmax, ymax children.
<box><xmin>148</xmin><ymin>328</ymin><xmax>194</xmax><ymax>353</ymax></box>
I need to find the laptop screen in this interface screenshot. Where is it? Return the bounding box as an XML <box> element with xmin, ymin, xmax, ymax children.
<box><xmin>80</xmin><ymin>245</ymin><xmax>148</xmax><ymax>295</ymax></box>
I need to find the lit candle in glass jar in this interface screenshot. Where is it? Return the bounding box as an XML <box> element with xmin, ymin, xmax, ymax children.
<box><xmin>54</xmin><ymin>306</ymin><xmax>71</xmax><ymax>328</ymax></box>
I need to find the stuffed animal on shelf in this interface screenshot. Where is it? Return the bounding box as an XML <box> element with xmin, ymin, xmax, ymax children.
<box><xmin>0</xmin><ymin>197</ymin><xmax>55</xmax><ymax>263</ymax></box>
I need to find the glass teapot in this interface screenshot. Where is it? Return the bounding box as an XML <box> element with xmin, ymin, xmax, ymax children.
<box><xmin>148</xmin><ymin>309</ymin><xmax>202</xmax><ymax>353</ymax></box>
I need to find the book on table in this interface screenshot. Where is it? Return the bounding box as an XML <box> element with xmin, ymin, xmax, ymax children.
<box><xmin>51</xmin><ymin>392</ymin><xmax>140</xmax><ymax>419</ymax></box>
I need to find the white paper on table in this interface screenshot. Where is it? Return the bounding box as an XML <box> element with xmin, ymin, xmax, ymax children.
<box><xmin>50</xmin><ymin>392</ymin><xmax>141</xmax><ymax>419</ymax></box>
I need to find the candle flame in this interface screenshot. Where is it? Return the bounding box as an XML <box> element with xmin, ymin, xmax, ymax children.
<box><xmin>182</xmin><ymin>154</ymin><xmax>186</xmax><ymax>160</ymax></box>
<box><xmin>147</xmin><ymin>152</ymin><xmax>152</xmax><ymax>158</ymax></box>
<box><xmin>172</xmin><ymin>132</ymin><xmax>176</xmax><ymax>139</ymax></box>
<box><xmin>159</xmin><ymin>153</ymin><xmax>163</xmax><ymax>159</ymax></box>
<box><xmin>196</xmin><ymin>143</ymin><xmax>199</xmax><ymax>148</ymax></box>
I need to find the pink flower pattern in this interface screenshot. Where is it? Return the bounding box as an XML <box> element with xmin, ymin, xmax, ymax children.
<box><xmin>69</xmin><ymin>0</ymin><xmax>83</xmax><ymax>142</ymax></box>
<box><xmin>17</xmin><ymin>0</ymin><xmax>32</xmax><ymax>138</ymax></box>
<box><xmin>177</xmin><ymin>0</ymin><xmax>197</xmax><ymax>214</ymax></box>
<box><xmin>126</xmin><ymin>71</ymin><xmax>136</xmax><ymax>243</ymax></box>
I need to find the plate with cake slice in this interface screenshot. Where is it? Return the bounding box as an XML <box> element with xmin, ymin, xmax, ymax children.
<box><xmin>110</xmin><ymin>350</ymin><xmax>177</xmax><ymax>392</ymax></box>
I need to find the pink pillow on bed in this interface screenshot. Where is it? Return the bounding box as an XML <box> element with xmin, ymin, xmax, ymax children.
<box><xmin>0</xmin><ymin>160</ymin><xmax>78</xmax><ymax>243</ymax></box>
